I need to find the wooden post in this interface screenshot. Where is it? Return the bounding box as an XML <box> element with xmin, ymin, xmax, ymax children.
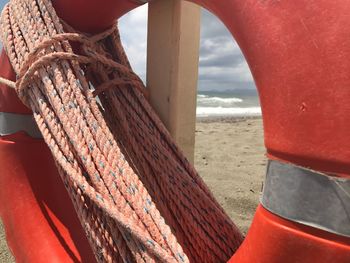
<box><xmin>147</xmin><ymin>0</ymin><xmax>201</xmax><ymax>164</ymax></box>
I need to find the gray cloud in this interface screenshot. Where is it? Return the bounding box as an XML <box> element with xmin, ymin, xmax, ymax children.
<box><xmin>119</xmin><ymin>5</ymin><xmax>148</xmax><ymax>82</ymax></box>
<box><xmin>197</xmin><ymin>9</ymin><xmax>254</xmax><ymax>90</ymax></box>
<box><xmin>199</xmin><ymin>51</ymin><xmax>244</xmax><ymax>68</ymax></box>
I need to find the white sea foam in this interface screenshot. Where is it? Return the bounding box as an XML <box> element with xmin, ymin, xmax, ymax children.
<box><xmin>197</xmin><ymin>96</ymin><xmax>243</xmax><ymax>107</ymax></box>
<box><xmin>204</xmin><ymin>97</ymin><xmax>243</xmax><ymax>103</ymax></box>
<box><xmin>196</xmin><ymin>92</ymin><xmax>261</xmax><ymax>117</ymax></box>
<box><xmin>196</xmin><ymin>107</ymin><xmax>262</xmax><ymax>117</ymax></box>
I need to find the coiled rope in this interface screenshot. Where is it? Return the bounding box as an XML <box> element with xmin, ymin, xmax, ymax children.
<box><xmin>0</xmin><ymin>0</ymin><xmax>244</xmax><ymax>262</ymax></box>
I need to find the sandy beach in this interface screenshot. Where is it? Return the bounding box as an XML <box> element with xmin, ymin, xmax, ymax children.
<box><xmin>0</xmin><ymin>117</ymin><xmax>266</xmax><ymax>262</ymax></box>
<box><xmin>195</xmin><ymin>117</ymin><xmax>265</xmax><ymax>234</ymax></box>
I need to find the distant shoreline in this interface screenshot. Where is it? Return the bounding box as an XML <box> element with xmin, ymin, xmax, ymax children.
<box><xmin>196</xmin><ymin>115</ymin><xmax>262</xmax><ymax>123</ymax></box>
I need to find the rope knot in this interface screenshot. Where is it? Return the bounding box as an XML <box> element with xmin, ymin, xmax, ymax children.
<box><xmin>0</xmin><ymin>23</ymin><xmax>148</xmax><ymax>107</ymax></box>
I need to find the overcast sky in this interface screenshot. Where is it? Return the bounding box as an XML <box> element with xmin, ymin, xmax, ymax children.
<box><xmin>0</xmin><ymin>1</ymin><xmax>255</xmax><ymax>91</ymax></box>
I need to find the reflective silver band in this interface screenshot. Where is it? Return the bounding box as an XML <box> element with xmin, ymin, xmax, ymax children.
<box><xmin>132</xmin><ymin>0</ymin><xmax>150</xmax><ymax>3</ymax></box>
<box><xmin>262</xmin><ymin>160</ymin><xmax>350</xmax><ymax>237</ymax></box>
<box><xmin>0</xmin><ymin>112</ymin><xmax>42</xmax><ymax>138</ymax></box>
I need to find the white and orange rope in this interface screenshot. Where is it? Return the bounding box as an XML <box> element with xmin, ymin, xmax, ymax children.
<box><xmin>0</xmin><ymin>0</ymin><xmax>243</xmax><ymax>262</ymax></box>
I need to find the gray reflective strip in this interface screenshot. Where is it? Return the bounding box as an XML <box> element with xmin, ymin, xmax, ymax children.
<box><xmin>261</xmin><ymin>160</ymin><xmax>350</xmax><ymax>237</ymax></box>
<box><xmin>0</xmin><ymin>112</ymin><xmax>42</xmax><ymax>138</ymax></box>
<box><xmin>133</xmin><ymin>0</ymin><xmax>150</xmax><ymax>3</ymax></box>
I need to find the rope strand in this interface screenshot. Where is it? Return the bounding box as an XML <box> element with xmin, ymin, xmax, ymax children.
<box><xmin>0</xmin><ymin>0</ymin><xmax>244</xmax><ymax>262</ymax></box>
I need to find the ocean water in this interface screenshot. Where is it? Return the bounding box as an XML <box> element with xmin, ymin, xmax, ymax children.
<box><xmin>197</xmin><ymin>89</ymin><xmax>261</xmax><ymax>117</ymax></box>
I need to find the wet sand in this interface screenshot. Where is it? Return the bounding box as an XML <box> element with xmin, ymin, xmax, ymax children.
<box><xmin>0</xmin><ymin>117</ymin><xmax>266</xmax><ymax>261</ymax></box>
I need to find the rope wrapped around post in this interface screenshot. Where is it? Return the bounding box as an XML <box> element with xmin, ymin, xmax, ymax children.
<box><xmin>0</xmin><ymin>0</ymin><xmax>243</xmax><ymax>262</ymax></box>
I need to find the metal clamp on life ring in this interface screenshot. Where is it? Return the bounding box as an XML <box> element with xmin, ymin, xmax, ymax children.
<box><xmin>262</xmin><ymin>160</ymin><xmax>350</xmax><ymax>238</ymax></box>
<box><xmin>0</xmin><ymin>112</ymin><xmax>42</xmax><ymax>138</ymax></box>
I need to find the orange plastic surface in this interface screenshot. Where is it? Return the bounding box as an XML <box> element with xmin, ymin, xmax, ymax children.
<box><xmin>192</xmin><ymin>0</ymin><xmax>350</xmax><ymax>261</ymax></box>
<box><xmin>229</xmin><ymin>206</ymin><xmax>350</xmax><ymax>263</ymax></box>
<box><xmin>53</xmin><ymin>0</ymin><xmax>140</xmax><ymax>33</ymax></box>
<box><xmin>193</xmin><ymin>0</ymin><xmax>350</xmax><ymax>178</ymax></box>
<box><xmin>1</xmin><ymin>0</ymin><xmax>350</xmax><ymax>262</ymax></box>
<box><xmin>0</xmin><ymin>132</ymin><xmax>95</xmax><ymax>262</ymax></box>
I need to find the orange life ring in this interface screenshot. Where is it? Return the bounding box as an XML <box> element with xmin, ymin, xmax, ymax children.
<box><xmin>0</xmin><ymin>0</ymin><xmax>350</xmax><ymax>262</ymax></box>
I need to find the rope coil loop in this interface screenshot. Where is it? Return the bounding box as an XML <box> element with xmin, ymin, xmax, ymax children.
<box><xmin>0</xmin><ymin>29</ymin><xmax>148</xmax><ymax>107</ymax></box>
<box><xmin>0</xmin><ymin>0</ymin><xmax>243</xmax><ymax>262</ymax></box>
